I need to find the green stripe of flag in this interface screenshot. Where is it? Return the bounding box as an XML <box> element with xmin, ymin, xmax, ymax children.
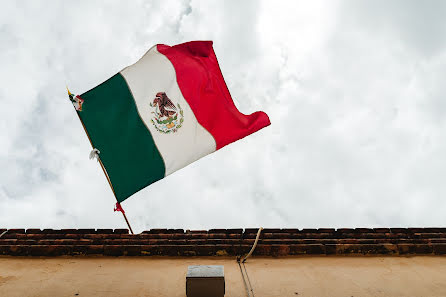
<box><xmin>79</xmin><ymin>73</ymin><xmax>165</xmax><ymax>202</ymax></box>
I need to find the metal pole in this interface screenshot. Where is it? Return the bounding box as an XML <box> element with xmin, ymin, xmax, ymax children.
<box><xmin>98</xmin><ymin>160</ymin><xmax>135</xmax><ymax>235</ymax></box>
<box><xmin>121</xmin><ymin>210</ymin><xmax>134</xmax><ymax>235</ymax></box>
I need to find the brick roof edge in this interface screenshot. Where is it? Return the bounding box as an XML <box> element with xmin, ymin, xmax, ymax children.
<box><xmin>1</xmin><ymin>228</ymin><xmax>446</xmax><ymax>257</ymax></box>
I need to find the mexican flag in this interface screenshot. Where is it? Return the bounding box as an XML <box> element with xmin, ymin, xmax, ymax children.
<box><xmin>70</xmin><ymin>41</ymin><xmax>270</xmax><ymax>203</ymax></box>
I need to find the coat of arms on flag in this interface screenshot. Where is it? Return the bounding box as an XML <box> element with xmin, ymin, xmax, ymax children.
<box><xmin>149</xmin><ymin>92</ymin><xmax>184</xmax><ymax>134</ymax></box>
<box><xmin>68</xmin><ymin>41</ymin><xmax>270</xmax><ymax>206</ymax></box>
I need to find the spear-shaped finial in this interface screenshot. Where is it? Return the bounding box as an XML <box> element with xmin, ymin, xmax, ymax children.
<box><xmin>66</xmin><ymin>86</ymin><xmax>84</xmax><ymax>111</ymax></box>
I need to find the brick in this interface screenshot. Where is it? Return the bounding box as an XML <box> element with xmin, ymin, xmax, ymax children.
<box><xmin>390</xmin><ymin>228</ymin><xmax>408</xmax><ymax>233</ymax></box>
<box><xmin>140</xmin><ymin>245</ymin><xmax>161</xmax><ymax>256</ymax></box>
<box><xmin>104</xmin><ymin>245</ymin><xmax>125</xmax><ymax>256</ymax></box>
<box><xmin>262</xmin><ymin>228</ymin><xmax>282</xmax><ymax>233</ymax></box>
<box><xmin>143</xmin><ymin>229</ymin><xmax>167</xmax><ymax>234</ymax></box>
<box><xmin>269</xmin><ymin>233</ymin><xmax>297</xmax><ymax>239</ymax></box>
<box><xmin>1</xmin><ymin>245</ymin><xmax>28</xmax><ymax>256</ymax></box>
<box><xmin>77</xmin><ymin>229</ymin><xmax>96</xmax><ymax>234</ymax></box>
<box><xmin>187</xmin><ymin>234</ymin><xmax>208</xmax><ymax>239</ymax></box>
<box><xmin>7</xmin><ymin>229</ymin><xmax>25</xmax><ymax>234</ymax></box>
<box><xmin>397</xmin><ymin>244</ymin><xmax>433</xmax><ymax>255</ymax></box>
<box><xmin>71</xmin><ymin>245</ymin><xmax>88</xmax><ymax>256</ymax></box>
<box><xmin>68</xmin><ymin>245</ymin><xmax>101</xmax><ymax>255</ymax></box>
<box><xmin>254</xmin><ymin>244</ymin><xmax>271</xmax><ymax>256</ymax></box>
<box><xmin>325</xmin><ymin>244</ymin><xmax>337</xmax><ymax>255</ymax></box>
<box><xmin>146</xmin><ymin>239</ymin><xmax>168</xmax><ymax>245</ymax></box>
<box><xmin>374</xmin><ymin>228</ymin><xmax>391</xmax><ymax>233</ymax></box>
<box><xmin>194</xmin><ymin>245</ymin><xmax>218</xmax><ymax>256</ymax></box>
<box><xmin>244</xmin><ymin>228</ymin><xmax>261</xmax><ymax>234</ymax></box>
<box><xmin>113</xmin><ymin>229</ymin><xmax>129</xmax><ymax>234</ymax></box>
<box><xmin>85</xmin><ymin>245</ymin><xmax>104</xmax><ymax>255</ymax></box>
<box><xmin>243</xmin><ymin>233</ymin><xmax>261</xmax><ymax>239</ymax></box>
<box><xmin>354</xmin><ymin>228</ymin><xmax>374</xmax><ymax>233</ymax></box>
<box><xmin>209</xmin><ymin>239</ymin><xmax>242</xmax><ymax>246</ymax></box>
<box><xmin>0</xmin><ymin>245</ymin><xmax>9</xmax><ymax>255</ymax></box>
<box><xmin>63</xmin><ymin>234</ymin><xmax>80</xmax><ymax>239</ymax></box>
<box><xmin>226</xmin><ymin>229</ymin><xmax>243</xmax><ymax>234</ymax></box>
<box><xmin>29</xmin><ymin>245</ymin><xmax>71</xmax><ymax>256</ymax></box>
<box><xmin>158</xmin><ymin>245</ymin><xmax>179</xmax><ymax>256</ymax></box>
<box><xmin>303</xmin><ymin>233</ymin><xmax>334</xmax><ymax>239</ymax></box>
<box><xmin>211</xmin><ymin>244</ymin><xmax>232</xmax><ymax>256</ymax></box>
<box><xmin>338</xmin><ymin>244</ymin><xmax>398</xmax><ymax>255</ymax></box>
<box><xmin>186</xmin><ymin>239</ymin><xmax>207</xmax><ymax>245</ymax></box>
<box><xmin>407</xmin><ymin>228</ymin><xmax>425</xmax><ymax>233</ymax></box>
<box><xmin>72</xmin><ymin>245</ymin><xmax>104</xmax><ymax>255</ymax></box>
<box><xmin>123</xmin><ymin>245</ymin><xmax>141</xmax><ymax>256</ymax></box>
<box><xmin>26</xmin><ymin>229</ymin><xmax>42</xmax><ymax>234</ymax></box>
<box><xmin>429</xmin><ymin>228</ymin><xmax>446</xmax><ymax>233</ymax></box>
<box><xmin>208</xmin><ymin>229</ymin><xmax>242</xmax><ymax>234</ymax></box>
<box><xmin>165</xmin><ymin>245</ymin><xmax>192</xmax><ymax>256</ymax></box>
<box><xmin>215</xmin><ymin>245</ymin><xmax>237</xmax><ymax>256</ymax></box>
<box><xmin>60</xmin><ymin>229</ymin><xmax>77</xmax><ymax>233</ymax></box>
<box><xmin>430</xmin><ymin>238</ymin><xmax>446</xmax><ymax>243</ymax></box>
<box><xmin>42</xmin><ymin>229</ymin><xmax>62</xmax><ymax>234</ymax></box>
<box><xmin>274</xmin><ymin>245</ymin><xmax>291</xmax><ymax>256</ymax></box>
<box><xmin>228</xmin><ymin>234</ymin><xmax>242</xmax><ymax>239</ymax></box>
<box><xmin>186</xmin><ymin>230</ymin><xmax>208</xmax><ymax>234</ymax></box>
<box><xmin>419</xmin><ymin>233</ymin><xmax>446</xmax><ymax>239</ymax></box>
<box><xmin>226</xmin><ymin>228</ymin><xmax>243</xmax><ymax>236</ymax></box>
<box><xmin>26</xmin><ymin>234</ymin><xmax>45</xmax><ymax>240</ymax></box>
<box><xmin>238</xmin><ymin>244</ymin><xmax>254</xmax><ymax>255</ymax></box>
<box><xmin>0</xmin><ymin>239</ymin><xmax>18</xmax><ymax>245</ymax></box>
<box><xmin>432</xmin><ymin>243</ymin><xmax>446</xmax><ymax>255</ymax></box>
<box><xmin>28</xmin><ymin>245</ymin><xmax>48</xmax><ymax>256</ymax></box>
<box><xmin>336</xmin><ymin>228</ymin><xmax>355</xmax><ymax>233</ymax></box>
<box><xmin>96</xmin><ymin>229</ymin><xmax>114</xmax><ymax>234</ymax></box>
<box><xmin>289</xmin><ymin>244</ymin><xmax>325</xmax><ymax>255</ymax></box>
<box><xmin>2</xmin><ymin>233</ymin><xmax>24</xmax><ymax>239</ymax></box>
<box><xmin>280</xmin><ymin>229</ymin><xmax>300</xmax><ymax>234</ymax></box>
<box><xmin>84</xmin><ymin>234</ymin><xmax>106</xmax><ymax>240</ymax></box>
<box><xmin>207</xmin><ymin>233</ymin><xmax>228</xmax><ymax>239</ymax></box>
<box><xmin>103</xmin><ymin>239</ymin><xmax>130</xmax><ymax>245</ymax></box>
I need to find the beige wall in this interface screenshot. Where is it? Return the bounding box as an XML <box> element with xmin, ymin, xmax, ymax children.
<box><xmin>1</xmin><ymin>256</ymin><xmax>446</xmax><ymax>297</ymax></box>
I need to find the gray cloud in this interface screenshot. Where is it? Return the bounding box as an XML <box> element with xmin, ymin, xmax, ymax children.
<box><xmin>1</xmin><ymin>0</ymin><xmax>446</xmax><ymax>231</ymax></box>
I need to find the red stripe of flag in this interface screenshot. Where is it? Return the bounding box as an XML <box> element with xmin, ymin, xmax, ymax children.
<box><xmin>157</xmin><ymin>41</ymin><xmax>270</xmax><ymax>150</ymax></box>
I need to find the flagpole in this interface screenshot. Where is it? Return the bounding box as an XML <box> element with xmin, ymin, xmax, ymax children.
<box><xmin>71</xmin><ymin>97</ymin><xmax>135</xmax><ymax>234</ymax></box>
<box><xmin>97</xmin><ymin>159</ymin><xmax>135</xmax><ymax>235</ymax></box>
<box><xmin>118</xmin><ymin>202</ymin><xmax>135</xmax><ymax>234</ymax></box>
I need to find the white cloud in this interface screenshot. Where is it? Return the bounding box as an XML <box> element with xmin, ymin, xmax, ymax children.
<box><xmin>1</xmin><ymin>0</ymin><xmax>445</xmax><ymax>231</ymax></box>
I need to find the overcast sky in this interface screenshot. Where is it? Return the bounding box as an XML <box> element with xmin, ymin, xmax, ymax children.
<box><xmin>1</xmin><ymin>1</ymin><xmax>446</xmax><ymax>232</ymax></box>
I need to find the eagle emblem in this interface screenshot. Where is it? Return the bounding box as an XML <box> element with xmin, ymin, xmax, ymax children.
<box><xmin>149</xmin><ymin>92</ymin><xmax>184</xmax><ymax>134</ymax></box>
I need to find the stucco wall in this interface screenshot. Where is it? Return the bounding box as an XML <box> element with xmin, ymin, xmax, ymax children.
<box><xmin>1</xmin><ymin>256</ymin><xmax>446</xmax><ymax>297</ymax></box>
